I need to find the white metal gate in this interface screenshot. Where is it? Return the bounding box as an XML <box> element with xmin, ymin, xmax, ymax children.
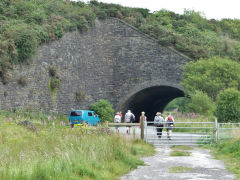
<box><xmin>145</xmin><ymin>121</ymin><xmax>217</xmax><ymax>146</ymax></box>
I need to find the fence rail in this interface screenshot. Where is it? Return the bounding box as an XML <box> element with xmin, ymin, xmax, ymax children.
<box><xmin>108</xmin><ymin>120</ymin><xmax>240</xmax><ymax>146</ymax></box>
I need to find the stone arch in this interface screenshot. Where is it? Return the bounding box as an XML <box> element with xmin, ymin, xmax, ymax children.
<box><xmin>117</xmin><ymin>81</ymin><xmax>184</xmax><ymax>121</ymax></box>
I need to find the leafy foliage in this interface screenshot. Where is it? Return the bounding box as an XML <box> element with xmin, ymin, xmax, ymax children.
<box><xmin>185</xmin><ymin>91</ymin><xmax>215</xmax><ymax>116</ymax></box>
<box><xmin>90</xmin><ymin>99</ymin><xmax>114</xmax><ymax>122</ymax></box>
<box><xmin>1</xmin><ymin>0</ymin><xmax>240</xmax><ymax>78</ymax></box>
<box><xmin>215</xmin><ymin>88</ymin><xmax>240</xmax><ymax>123</ymax></box>
<box><xmin>182</xmin><ymin>57</ymin><xmax>240</xmax><ymax>100</ymax></box>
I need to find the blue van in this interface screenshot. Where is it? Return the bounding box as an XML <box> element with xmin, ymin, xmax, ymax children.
<box><xmin>69</xmin><ymin>110</ymin><xmax>100</xmax><ymax>127</ymax></box>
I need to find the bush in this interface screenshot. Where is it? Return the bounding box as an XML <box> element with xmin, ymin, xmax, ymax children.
<box><xmin>182</xmin><ymin>57</ymin><xmax>240</xmax><ymax>100</ymax></box>
<box><xmin>8</xmin><ymin>23</ymin><xmax>38</xmax><ymax>63</ymax></box>
<box><xmin>185</xmin><ymin>91</ymin><xmax>216</xmax><ymax>116</ymax></box>
<box><xmin>215</xmin><ymin>88</ymin><xmax>240</xmax><ymax>123</ymax></box>
<box><xmin>90</xmin><ymin>99</ymin><xmax>114</xmax><ymax>122</ymax></box>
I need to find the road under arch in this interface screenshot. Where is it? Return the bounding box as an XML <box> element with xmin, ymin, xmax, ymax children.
<box><xmin>120</xmin><ymin>86</ymin><xmax>184</xmax><ymax>122</ymax></box>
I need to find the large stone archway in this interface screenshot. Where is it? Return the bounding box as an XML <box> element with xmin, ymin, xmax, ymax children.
<box><xmin>0</xmin><ymin>18</ymin><xmax>190</xmax><ymax>115</ymax></box>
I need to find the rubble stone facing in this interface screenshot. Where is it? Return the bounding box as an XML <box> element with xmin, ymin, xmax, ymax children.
<box><xmin>0</xmin><ymin>18</ymin><xmax>190</xmax><ymax>114</ymax></box>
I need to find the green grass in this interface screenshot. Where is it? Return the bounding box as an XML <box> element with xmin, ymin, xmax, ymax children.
<box><xmin>170</xmin><ymin>150</ymin><xmax>191</xmax><ymax>157</ymax></box>
<box><xmin>0</xmin><ymin>110</ymin><xmax>155</xmax><ymax>179</ymax></box>
<box><xmin>169</xmin><ymin>166</ymin><xmax>193</xmax><ymax>173</ymax></box>
<box><xmin>171</xmin><ymin>146</ymin><xmax>193</xmax><ymax>151</ymax></box>
<box><xmin>206</xmin><ymin>138</ymin><xmax>240</xmax><ymax>179</ymax></box>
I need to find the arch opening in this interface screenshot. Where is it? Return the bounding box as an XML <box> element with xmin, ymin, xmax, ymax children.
<box><xmin>120</xmin><ymin>86</ymin><xmax>184</xmax><ymax>121</ymax></box>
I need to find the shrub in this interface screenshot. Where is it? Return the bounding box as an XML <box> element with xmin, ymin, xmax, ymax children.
<box><xmin>90</xmin><ymin>99</ymin><xmax>114</xmax><ymax>122</ymax></box>
<box><xmin>182</xmin><ymin>57</ymin><xmax>240</xmax><ymax>100</ymax></box>
<box><xmin>215</xmin><ymin>88</ymin><xmax>240</xmax><ymax>123</ymax></box>
<box><xmin>18</xmin><ymin>75</ymin><xmax>28</xmax><ymax>86</ymax></box>
<box><xmin>185</xmin><ymin>91</ymin><xmax>216</xmax><ymax>116</ymax></box>
<box><xmin>8</xmin><ymin>23</ymin><xmax>38</xmax><ymax>63</ymax></box>
<box><xmin>97</xmin><ymin>10</ymin><xmax>107</xmax><ymax>19</ymax></box>
<box><xmin>76</xmin><ymin>90</ymin><xmax>85</xmax><ymax>102</ymax></box>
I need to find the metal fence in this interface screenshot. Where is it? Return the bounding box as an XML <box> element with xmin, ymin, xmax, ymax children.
<box><xmin>108</xmin><ymin>120</ymin><xmax>240</xmax><ymax>146</ymax></box>
<box><xmin>145</xmin><ymin>121</ymin><xmax>216</xmax><ymax>146</ymax></box>
<box><xmin>217</xmin><ymin>123</ymin><xmax>240</xmax><ymax>140</ymax></box>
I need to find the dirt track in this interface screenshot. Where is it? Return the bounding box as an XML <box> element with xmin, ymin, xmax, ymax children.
<box><xmin>121</xmin><ymin>146</ymin><xmax>236</xmax><ymax>180</ymax></box>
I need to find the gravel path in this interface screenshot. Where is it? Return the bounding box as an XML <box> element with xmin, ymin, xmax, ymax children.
<box><xmin>121</xmin><ymin>146</ymin><xmax>236</xmax><ymax>180</ymax></box>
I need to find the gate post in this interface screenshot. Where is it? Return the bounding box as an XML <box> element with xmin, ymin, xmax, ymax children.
<box><xmin>215</xmin><ymin>118</ymin><xmax>218</xmax><ymax>143</ymax></box>
<box><xmin>141</xmin><ymin>114</ymin><xmax>144</xmax><ymax>140</ymax></box>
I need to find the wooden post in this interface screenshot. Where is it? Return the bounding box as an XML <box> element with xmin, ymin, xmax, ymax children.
<box><xmin>141</xmin><ymin>114</ymin><xmax>144</xmax><ymax>140</ymax></box>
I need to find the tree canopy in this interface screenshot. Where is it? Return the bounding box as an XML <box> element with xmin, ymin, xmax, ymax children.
<box><xmin>181</xmin><ymin>57</ymin><xmax>240</xmax><ymax>100</ymax></box>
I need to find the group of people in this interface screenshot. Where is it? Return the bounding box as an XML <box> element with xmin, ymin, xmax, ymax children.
<box><xmin>154</xmin><ymin>112</ymin><xmax>175</xmax><ymax>140</ymax></box>
<box><xmin>114</xmin><ymin>110</ymin><xmax>135</xmax><ymax>133</ymax></box>
<box><xmin>114</xmin><ymin>110</ymin><xmax>175</xmax><ymax>140</ymax></box>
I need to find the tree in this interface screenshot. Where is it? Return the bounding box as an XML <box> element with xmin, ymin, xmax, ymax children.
<box><xmin>182</xmin><ymin>57</ymin><xmax>240</xmax><ymax>100</ymax></box>
<box><xmin>185</xmin><ymin>91</ymin><xmax>215</xmax><ymax>116</ymax></box>
<box><xmin>90</xmin><ymin>99</ymin><xmax>114</xmax><ymax>122</ymax></box>
<box><xmin>215</xmin><ymin>88</ymin><xmax>240</xmax><ymax>123</ymax></box>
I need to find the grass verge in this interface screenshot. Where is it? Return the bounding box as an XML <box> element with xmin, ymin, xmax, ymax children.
<box><xmin>205</xmin><ymin>138</ymin><xmax>240</xmax><ymax>179</ymax></box>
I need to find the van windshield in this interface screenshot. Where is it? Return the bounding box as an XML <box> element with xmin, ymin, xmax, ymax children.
<box><xmin>70</xmin><ymin>111</ymin><xmax>82</xmax><ymax>116</ymax></box>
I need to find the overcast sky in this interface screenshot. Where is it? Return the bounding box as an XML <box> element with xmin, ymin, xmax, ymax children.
<box><xmin>81</xmin><ymin>0</ymin><xmax>240</xmax><ymax>20</ymax></box>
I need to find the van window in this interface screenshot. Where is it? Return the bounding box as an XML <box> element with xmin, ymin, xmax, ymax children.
<box><xmin>70</xmin><ymin>111</ymin><xmax>82</xmax><ymax>116</ymax></box>
<box><xmin>88</xmin><ymin>112</ymin><xmax>93</xmax><ymax>116</ymax></box>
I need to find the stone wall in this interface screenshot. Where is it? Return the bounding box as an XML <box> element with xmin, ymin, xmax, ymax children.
<box><xmin>0</xmin><ymin>18</ymin><xmax>190</xmax><ymax>115</ymax></box>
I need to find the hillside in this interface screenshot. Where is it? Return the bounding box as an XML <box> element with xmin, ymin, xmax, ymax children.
<box><xmin>0</xmin><ymin>0</ymin><xmax>240</xmax><ymax>80</ymax></box>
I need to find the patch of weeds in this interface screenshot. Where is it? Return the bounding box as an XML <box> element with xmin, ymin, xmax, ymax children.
<box><xmin>169</xmin><ymin>166</ymin><xmax>193</xmax><ymax>173</ymax></box>
<box><xmin>49</xmin><ymin>66</ymin><xmax>57</xmax><ymax>77</ymax></box>
<box><xmin>4</xmin><ymin>91</ymin><xmax>8</xmax><ymax>97</ymax></box>
<box><xmin>76</xmin><ymin>90</ymin><xmax>85</xmax><ymax>102</ymax></box>
<box><xmin>50</xmin><ymin>77</ymin><xmax>61</xmax><ymax>90</ymax></box>
<box><xmin>48</xmin><ymin>66</ymin><xmax>61</xmax><ymax>95</ymax></box>
<box><xmin>170</xmin><ymin>150</ymin><xmax>191</xmax><ymax>156</ymax></box>
<box><xmin>18</xmin><ymin>75</ymin><xmax>28</xmax><ymax>86</ymax></box>
<box><xmin>171</xmin><ymin>145</ymin><xmax>193</xmax><ymax>151</ymax></box>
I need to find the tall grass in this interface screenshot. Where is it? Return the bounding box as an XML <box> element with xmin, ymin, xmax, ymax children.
<box><xmin>0</xmin><ymin>111</ymin><xmax>155</xmax><ymax>179</ymax></box>
<box><xmin>207</xmin><ymin>137</ymin><xmax>240</xmax><ymax>179</ymax></box>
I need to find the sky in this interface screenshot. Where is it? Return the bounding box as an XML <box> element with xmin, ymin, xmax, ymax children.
<box><xmin>80</xmin><ymin>0</ymin><xmax>240</xmax><ymax>20</ymax></box>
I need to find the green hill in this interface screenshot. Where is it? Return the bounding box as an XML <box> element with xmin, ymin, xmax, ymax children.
<box><xmin>0</xmin><ymin>0</ymin><xmax>240</xmax><ymax>80</ymax></box>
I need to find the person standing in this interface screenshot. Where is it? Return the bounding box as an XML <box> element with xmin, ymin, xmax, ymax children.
<box><xmin>119</xmin><ymin>111</ymin><xmax>122</xmax><ymax>122</ymax></box>
<box><xmin>114</xmin><ymin>112</ymin><xmax>121</xmax><ymax>133</ymax></box>
<box><xmin>124</xmin><ymin>110</ymin><xmax>135</xmax><ymax>134</ymax></box>
<box><xmin>165</xmin><ymin>112</ymin><xmax>175</xmax><ymax>140</ymax></box>
<box><xmin>154</xmin><ymin>112</ymin><xmax>164</xmax><ymax>138</ymax></box>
